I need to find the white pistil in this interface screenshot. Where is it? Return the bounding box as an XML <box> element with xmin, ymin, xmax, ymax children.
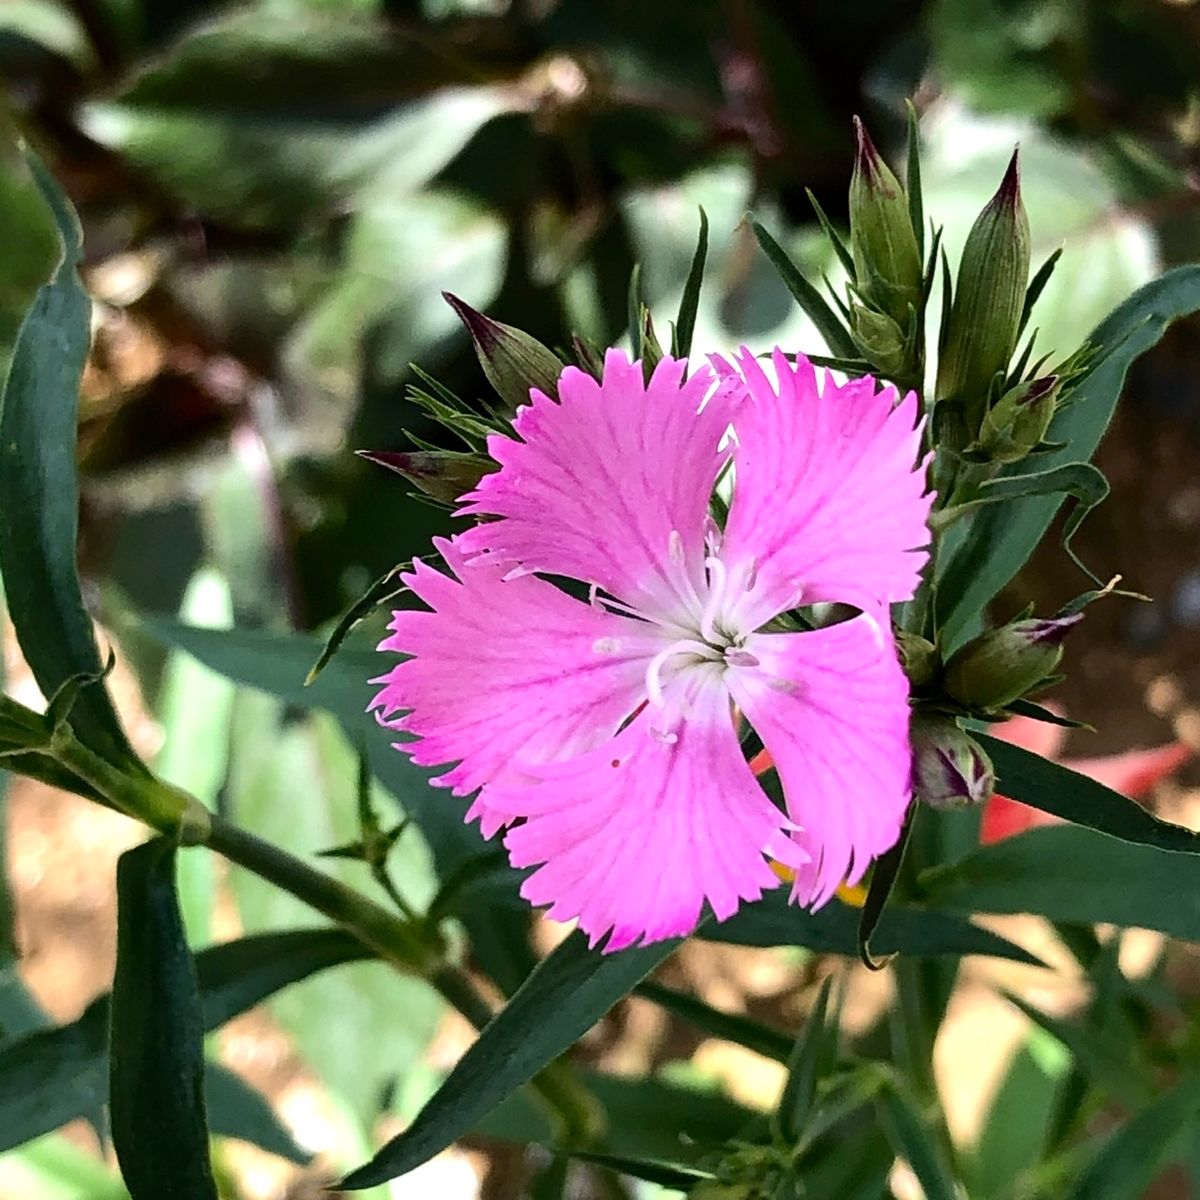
<box><xmin>644</xmin><ymin>638</ymin><xmax>721</xmax><ymax>708</ymax></box>
<box><xmin>698</xmin><ymin>555</ymin><xmax>728</xmax><ymax>643</ymax></box>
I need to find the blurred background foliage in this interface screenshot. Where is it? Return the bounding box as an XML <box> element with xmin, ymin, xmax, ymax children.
<box><xmin>5</xmin><ymin>0</ymin><xmax>1200</xmax><ymax>1196</ymax></box>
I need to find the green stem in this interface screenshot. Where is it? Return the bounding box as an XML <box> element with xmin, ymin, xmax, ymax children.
<box><xmin>45</xmin><ymin>727</ymin><xmax>604</xmax><ymax>1153</ymax></box>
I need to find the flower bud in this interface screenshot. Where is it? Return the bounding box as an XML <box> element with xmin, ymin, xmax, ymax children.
<box><xmin>976</xmin><ymin>374</ymin><xmax>1060</xmax><ymax>464</ymax></box>
<box><xmin>850</xmin><ymin>302</ymin><xmax>909</xmax><ymax>381</ymax></box>
<box><xmin>444</xmin><ymin>292</ymin><xmax>564</xmax><ymax>413</ymax></box>
<box><xmin>848</xmin><ymin>117</ymin><xmax>923</xmax><ymax>330</ymax></box>
<box><xmin>935</xmin><ymin>151</ymin><xmax>1031</xmax><ymax>436</ymax></box>
<box><xmin>911</xmin><ymin>715</ymin><xmax>995</xmax><ymax>810</ymax></box>
<box><xmin>944</xmin><ymin>613</ymin><xmax>1083</xmax><ymax>711</ymax></box>
<box><xmin>358</xmin><ymin>448</ymin><xmax>492</xmax><ymax>505</ymax></box>
<box><xmin>895</xmin><ymin>631</ymin><xmax>938</xmax><ymax>690</ymax></box>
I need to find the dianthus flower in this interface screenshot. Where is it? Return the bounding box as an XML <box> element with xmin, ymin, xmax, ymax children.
<box><xmin>371</xmin><ymin>348</ymin><xmax>932</xmax><ymax>950</ymax></box>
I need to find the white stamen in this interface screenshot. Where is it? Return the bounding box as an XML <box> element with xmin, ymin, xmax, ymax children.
<box><xmin>589</xmin><ymin>582</ymin><xmax>601</xmax><ymax>610</ymax></box>
<box><xmin>699</xmin><ymin>555</ymin><xmax>728</xmax><ymax>643</ymax></box>
<box><xmin>668</xmin><ymin>529</ymin><xmax>685</xmax><ymax>566</ymax></box>
<box><xmin>644</xmin><ymin>638</ymin><xmax>720</xmax><ymax>708</ymax></box>
<box><xmin>703</xmin><ymin>513</ymin><xmax>723</xmax><ymax>556</ymax></box>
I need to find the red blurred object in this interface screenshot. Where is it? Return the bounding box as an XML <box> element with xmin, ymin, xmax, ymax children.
<box><xmin>981</xmin><ymin>705</ymin><xmax>1194</xmax><ymax>843</ymax></box>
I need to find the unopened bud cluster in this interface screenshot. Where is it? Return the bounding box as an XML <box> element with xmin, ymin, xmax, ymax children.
<box><xmin>905</xmin><ymin>611</ymin><xmax>1083</xmax><ymax>813</ymax></box>
<box><xmin>846</xmin><ymin>119</ymin><xmax>924</xmax><ymax>392</ymax></box>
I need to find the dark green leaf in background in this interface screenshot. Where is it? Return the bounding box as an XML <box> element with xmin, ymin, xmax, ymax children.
<box><xmin>109</xmin><ymin>838</ymin><xmax>217</xmax><ymax>1199</ymax></box>
<box><xmin>980</xmin><ymin>736</ymin><xmax>1200</xmax><ymax>855</ymax></box>
<box><xmin>0</xmin><ymin>152</ymin><xmax>142</xmax><ymax>773</ymax></box>
<box><xmin>339</xmin><ymin>930</ymin><xmax>683</xmax><ymax>1189</ymax></box>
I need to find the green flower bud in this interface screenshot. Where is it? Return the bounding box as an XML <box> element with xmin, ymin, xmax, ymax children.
<box><xmin>977</xmin><ymin>374</ymin><xmax>1060</xmax><ymax>464</ymax></box>
<box><xmin>935</xmin><ymin>151</ymin><xmax>1031</xmax><ymax>438</ymax></box>
<box><xmin>895</xmin><ymin>631</ymin><xmax>938</xmax><ymax>689</ymax></box>
<box><xmin>850</xmin><ymin>301</ymin><xmax>909</xmax><ymax>380</ymax></box>
<box><xmin>849</xmin><ymin>117</ymin><xmax>923</xmax><ymax>330</ymax></box>
<box><xmin>911</xmin><ymin>715</ymin><xmax>996</xmax><ymax>810</ymax></box>
<box><xmin>358</xmin><ymin>448</ymin><xmax>492</xmax><ymax>505</ymax></box>
<box><xmin>444</xmin><ymin>292</ymin><xmax>564</xmax><ymax>413</ymax></box>
<box><xmin>944</xmin><ymin>613</ymin><xmax>1082</xmax><ymax>711</ymax></box>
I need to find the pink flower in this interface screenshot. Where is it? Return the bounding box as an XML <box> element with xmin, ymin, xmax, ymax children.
<box><xmin>371</xmin><ymin>348</ymin><xmax>933</xmax><ymax>950</ymax></box>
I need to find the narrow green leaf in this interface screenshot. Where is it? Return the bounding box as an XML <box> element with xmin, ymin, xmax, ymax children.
<box><xmin>1003</xmin><ymin>699</ymin><xmax>1089</xmax><ymax>729</ymax></box>
<box><xmin>1019</xmin><ymin>248</ymin><xmax>1063</xmax><ymax>338</ymax></box>
<box><xmin>567</xmin><ymin>1150</ymin><xmax>712</xmax><ymax>1190</ymax></box>
<box><xmin>0</xmin><ymin>157</ymin><xmax>137</xmax><ymax>771</ymax></box>
<box><xmin>877</xmin><ymin>1079</ymin><xmax>958</xmax><ymax>1200</ymax></box>
<box><xmin>938</xmin><ymin>267</ymin><xmax>1200</xmax><ymax>649</ymax></box>
<box><xmin>858</xmin><ymin>806</ymin><xmax>915</xmax><ymax>968</ymax></box>
<box><xmin>921</xmin><ymin>824</ymin><xmax>1200</xmax><ymax>939</ymax></box>
<box><xmin>306</xmin><ymin>563</ymin><xmax>405</xmax><ymax>685</ymax></box>
<box><xmin>969</xmin><ymin>462</ymin><xmax>1109</xmax><ymax>581</ymax></box>
<box><xmin>805</xmin><ymin>188</ymin><xmax>855</xmax><ymax>277</ymax></box>
<box><xmin>196</xmin><ymin>927</ymin><xmax>371</xmax><ymax>1029</ymax></box>
<box><xmin>750</xmin><ymin>221</ymin><xmax>858</xmax><ymax>358</ymax></box>
<box><xmin>109</xmin><ymin>838</ymin><xmax>217</xmax><ymax>1199</ymax></box>
<box><xmin>205</xmin><ymin>1064</ymin><xmax>312</xmax><ymax>1164</ymax></box>
<box><xmin>670</xmin><ymin>208</ymin><xmax>708</xmax><ymax>361</ymax></box>
<box><xmin>979</xmin><ymin>736</ymin><xmax>1200</xmax><ymax>855</ymax></box>
<box><xmin>776</xmin><ymin>975</ymin><xmax>834</xmax><ymax>1141</ymax></box>
<box><xmin>0</xmin><ymin>999</ymin><xmax>107</xmax><ymax>1155</ymax></box>
<box><xmin>0</xmin><ymin>927</ymin><xmax>370</xmax><ymax>1154</ymax></box>
<box><xmin>1000</xmin><ymin>992</ymin><xmax>1152</xmax><ymax>1109</ymax></box>
<box><xmin>474</xmin><ymin>1070</ymin><xmax>756</xmax><ymax>1165</ymax></box>
<box><xmin>635</xmin><ymin>980</ymin><xmax>792</xmax><ymax>1062</ymax></box>
<box><xmin>708</xmin><ymin>889</ymin><xmax>1043</xmax><ymax>966</ymax></box>
<box><xmin>338</xmin><ymin>931</ymin><xmax>683</xmax><ymax>1189</ymax></box>
<box><xmin>1068</xmin><ymin>1076</ymin><xmax>1200</xmax><ymax>1200</ymax></box>
<box><xmin>905</xmin><ymin>100</ymin><xmax>924</xmax><ymax>262</ymax></box>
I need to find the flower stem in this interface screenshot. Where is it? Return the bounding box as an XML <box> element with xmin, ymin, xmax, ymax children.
<box><xmin>44</xmin><ymin>725</ymin><xmax>605</xmax><ymax>1155</ymax></box>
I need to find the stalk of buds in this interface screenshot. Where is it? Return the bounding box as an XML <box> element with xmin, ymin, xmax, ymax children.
<box><xmin>944</xmin><ymin>612</ymin><xmax>1083</xmax><ymax>712</ymax></box>
<box><xmin>936</xmin><ymin>151</ymin><xmax>1031</xmax><ymax>449</ymax></box>
<box><xmin>847</xmin><ymin>118</ymin><xmax>924</xmax><ymax>391</ymax></box>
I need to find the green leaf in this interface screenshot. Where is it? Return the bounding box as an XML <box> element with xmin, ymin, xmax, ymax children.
<box><xmin>0</xmin><ymin>999</ymin><xmax>107</xmax><ymax>1155</ymax></box>
<box><xmin>0</xmin><ymin>926</ymin><xmax>370</xmax><ymax>1155</ymax></box>
<box><xmin>858</xmin><ymin>806</ymin><xmax>914</xmax><ymax>968</ymax></box>
<box><xmin>670</xmin><ymin>208</ymin><xmax>708</xmax><ymax>360</ymax></box>
<box><xmin>921</xmin><ymin>824</ymin><xmax>1200</xmax><ymax>938</ymax></box>
<box><xmin>938</xmin><ymin>267</ymin><xmax>1200</xmax><ymax>649</ymax></box>
<box><xmin>970</xmin><ymin>1031</ymin><xmax>1068</xmax><ymax>1199</ymax></box>
<box><xmin>776</xmin><ymin>975</ymin><xmax>834</xmax><ymax>1141</ymax></box>
<box><xmin>999</xmin><ymin>992</ymin><xmax>1152</xmax><ymax>1109</ymax></box>
<box><xmin>876</xmin><ymin>1078</ymin><xmax>958</xmax><ymax>1200</ymax></box>
<box><xmin>1068</xmin><ymin>1076</ymin><xmax>1200</xmax><ymax>1200</ymax></box>
<box><xmin>567</xmin><ymin>1151</ymin><xmax>711</xmax><ymax>1190</ymax></box>
<box><xmin>339</xmin><ymin>931</ymin><xmax>682</xmax><ymax>1189</ymax></box>
<box><xmin>707</xmin><ymin>889</ymin><xmax>1043</xmax><ymax>965</ymax></box>
<box><xmin>979</xmin><ymin>736</ymin><xmax>1200</xmax><ymax>855</ymax></box>
<box><xmin>750</xmin><ymin>220</ymin><xmax>858</xmax><ymax>358</ymax></box>
<box><xmin>635</xmin><ymin>980</ymin><xmax>792</xmax><ymax>1063</ymax></box>
<box><xmin>109</xmin><ymin>838</ymin><xmax>217</xmax><ymax>1199</ymax></box>
<box><xmin>474</xmin><ymin>1070</ymin><xmax>755</xmax><ymax>1166</ymax></box>
<box><xmin>939</xmin><ymin>463</ymin><xmax>1109</xmax><ymax>582</ymax></box>
<box><xmin>205</xmin><ymin>1064</ymin><xmax>311</xmax><ymax>1164</ymax></box>
<box><xmin>0</xmin><ymin>154</ymin><xmax>142</xmax><ymax>772</ymax></box>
